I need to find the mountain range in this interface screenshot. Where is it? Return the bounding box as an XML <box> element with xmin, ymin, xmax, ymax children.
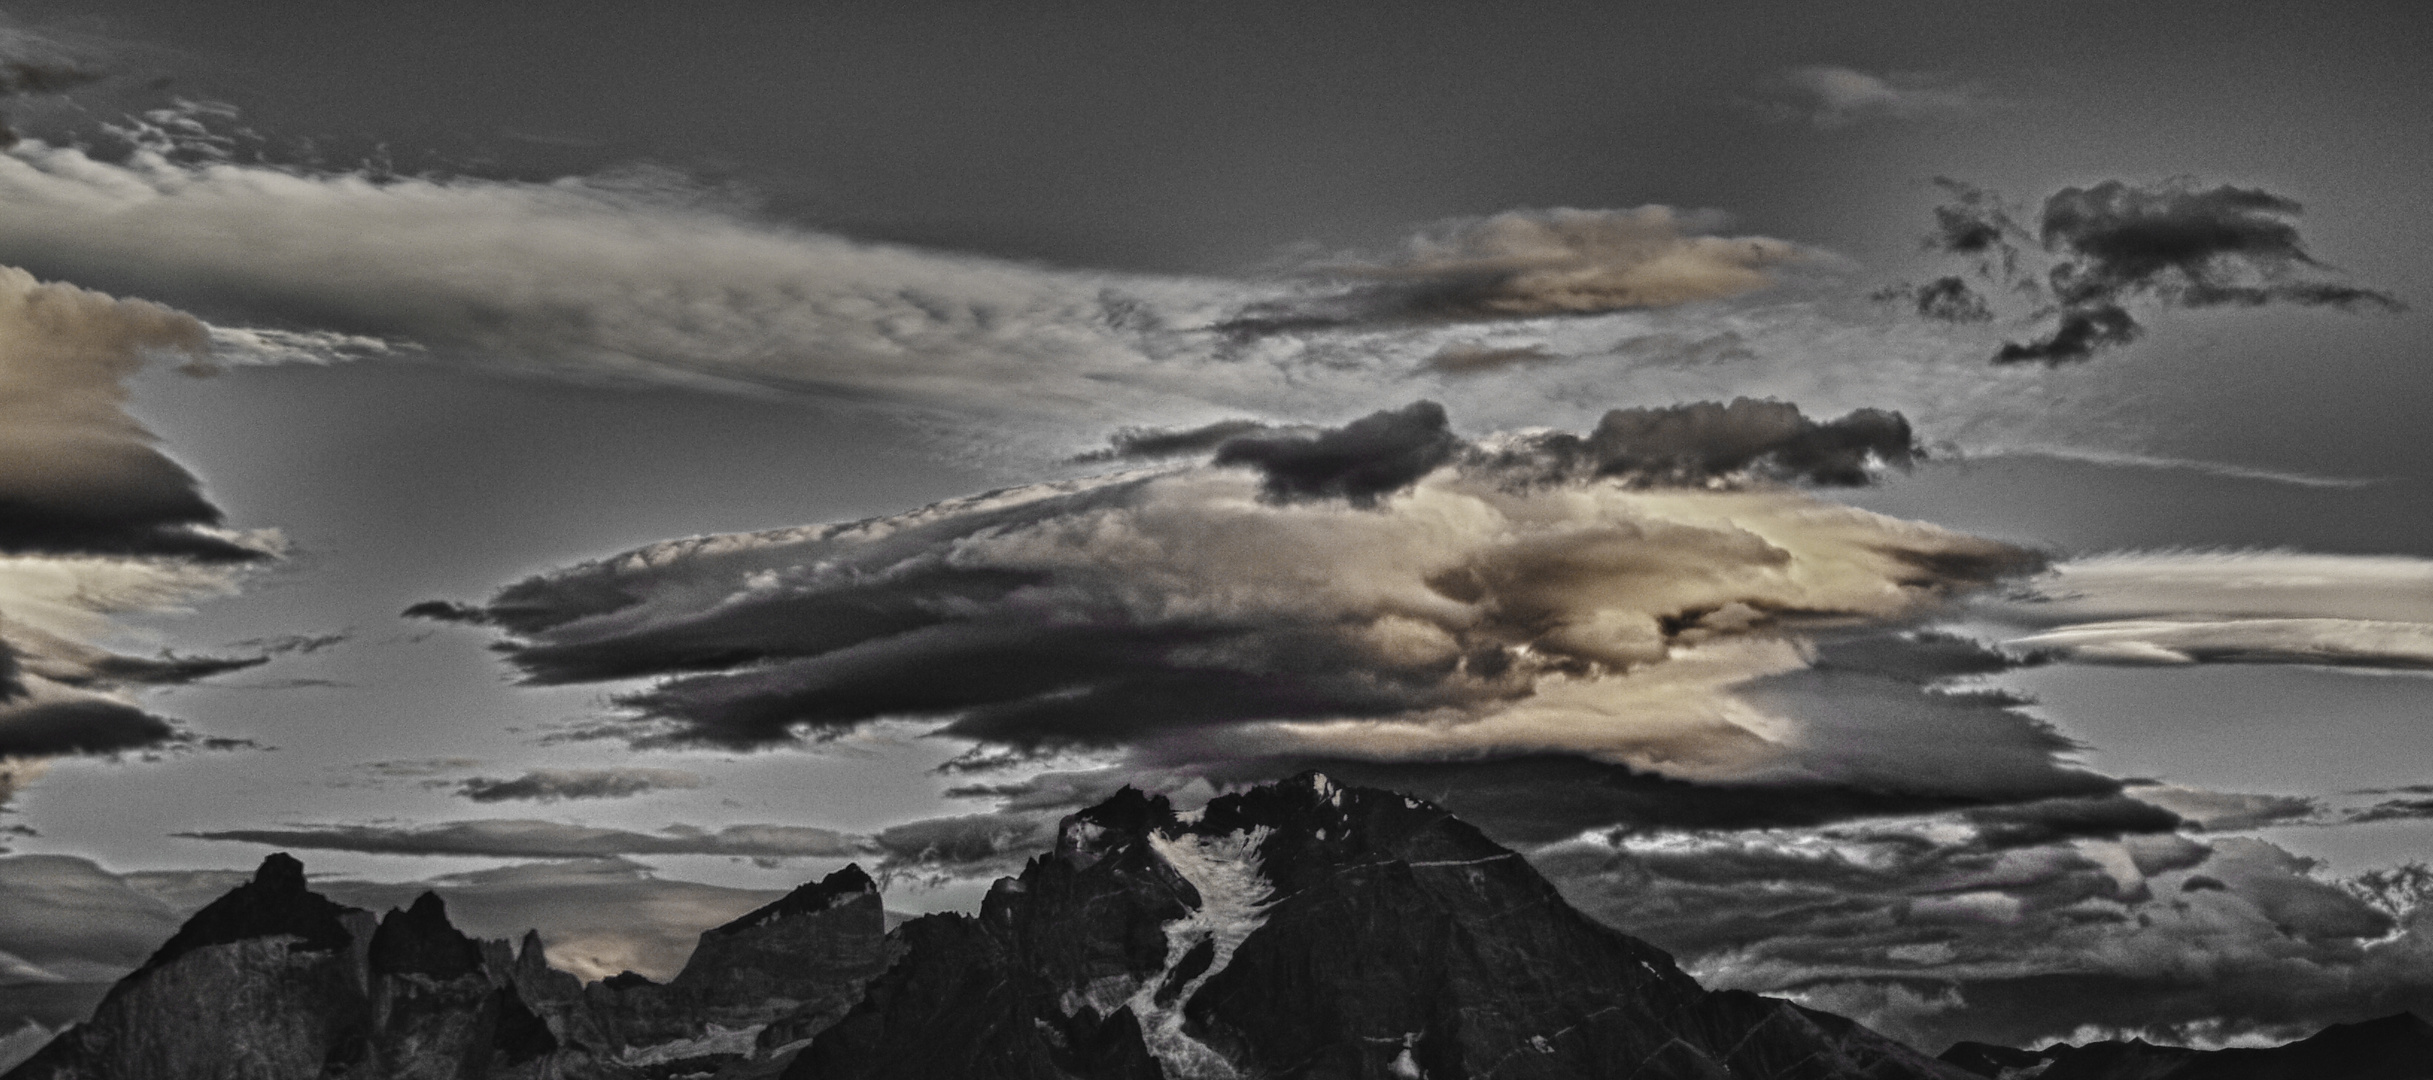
<box><xmin>4</xmin><ymin>774</ymin><xmax>2424</xmax><ymax>1079</ymax></box>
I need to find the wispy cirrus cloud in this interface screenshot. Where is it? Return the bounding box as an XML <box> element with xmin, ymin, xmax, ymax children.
<box><xmin>1757</xmin><ymin>65</ymin><xmax>1987</xmax><ymax>129</ymax></box>
<box><xmin>1980</xmin><ymin>551</ymin><xmax>2433</xmax><ymax>671</ymax></box>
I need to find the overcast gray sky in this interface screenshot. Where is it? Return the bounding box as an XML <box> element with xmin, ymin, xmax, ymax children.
<box><xmin>1</xmin><ymin>0</ymin><xmax>2429</xmax><ymax>1055</ymax></box>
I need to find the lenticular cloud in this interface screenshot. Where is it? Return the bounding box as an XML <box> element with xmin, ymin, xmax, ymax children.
<box><xmin>430</xmin><ymin>403</ymin><xmax>2053</xmax><ymax>799</ymax></box>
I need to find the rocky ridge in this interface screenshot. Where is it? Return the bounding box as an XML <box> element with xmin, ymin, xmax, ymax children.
<box><xmin>795</xmin><ymin>773</ymin><xmax>1975</xmax><ymax>1079</ymax></box>
<box><xmin>1938</xmin><ymin>1012</ymin><xmax>2433</xmax><ymax>1079</ymax></box>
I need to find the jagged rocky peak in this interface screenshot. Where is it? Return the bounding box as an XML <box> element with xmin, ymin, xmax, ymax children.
<box><xmin>703</xmin><ymin>862</ymin><xmax>879</xmax><ymax>939</ymax></box>
<box><xmin>368</xmin><ymin>891</ymin><xmax>486</xmax><ymax>979</ymax></box>
<box><xmin>135</xmin><ymin>851</ymin><xmax>358</xmax><ymax>972</ymax></box>
<box><xmin>1</xmin><ymin>852</ymin><xmax>571</xmax><ymax>1080</ymax></box>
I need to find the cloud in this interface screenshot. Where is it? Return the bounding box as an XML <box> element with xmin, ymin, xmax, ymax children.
<box><xmin>0</xmin><ymin>699</ymin><xmax>176</xmax><ymax>758</ymax></box>
<box><xmin>0</xmin><ymin>267</ymin><xmax>281</xmax><ymax>778</ymax></box>
<box><xmin>866</xmin><ymin>812</ymin><xmax>1053</xmax><ymax>883</ymax></box>
<box><xmin>0</xmin><ymin>21</ymin><xmax>110</xmax><ymax>151</ymax></box>
<box><xmin>1880</xmin><ymin>276</ymin><xmax>1993</xmax><ymax>325</ymax></box>
<box><xmin>422</xmin><ymin>402</ymin><xmax>2104</xmax><ymax>842</ymax></box>
<box><xmin>452</xmin><ymin>767</ymin><xmax>708</xmax><ymax>803</ymax></box>
<box><xmin>175</xmin><ymin>819</ymin><xmax>863</xmax><ymax>861</ymax></box>
<box><xmin>1072</xmin><ymin>418</ymin><xmax>1282</xmax><ymax>463</ymax></box>
<box><xmin>1992</xmin><ymin>304</ymin><xmax>2139</xmax><ymax>364</ymax></box>
<box><xmin>1533</xmin><ymin>810</ymin><xmax>2433</xmax><ymax>1050</ymax></box>
<box><xmin>0</xmin><ymin>267</ymin><xmax>259</xmax><ymax>562</ymax></box>
<box><xmin>0</xmin><ymin>855</ymin><xmax>182</xmax><ymax>985</ymax></box>
<box><xmin>2342</xmin><ymin>799</ymin><xmax>2433</xmax><ymax>825</ymax></box>
<box><xmin>1473</xmin><ymin>397</ymin><xmax>1918</xmax><ymax>488</ymax></box>
<box><xmin>1229</xmin><ymin>206</ymin><xmax>1811</xmax><ymax>332</ymax></box>
<box><xmin>1418</xmin><ymin>342</ymin><xmax>1559</xmax><ymax>375</ymax></box>
<box><xmin>1979</xmin><ymin>552</ymin><xmax>2433</xmax><ymax>672</ymax></box>
<box><xmin>1761</xmin><ymin>66</ymin><xmax>1985</xmax><ymax>129</ymax></box>
<box><xmin>0</xmin><ymin>134</ymin><xmax>1274</xmax><ymax>453</ymax></box>
<box><xmin>2128</xmin><ymin>785</ymin><xmax>2323</xmax><ymax>832</ymax></box>
<box><xmin>0</xmin><ymin>114</ymin><xmax>2205</xmax><ymax>475</ymax></box>
<box><xmin>1900</xmin><ymin>178</ymin><xmax>2403</xmax><ymax>363</ymax></box>
<box><xmin>1212</xmin><ymin>400</ymin><xmax>1461</xmax><ymax>505</ymax></box>
<box><xmin>1089</xmin><ymin>397</ymin><xmax>1918</xmax><ymax>498</ymax></box>
<box><xmin>2039</xmin><ymin>182</ymin><xmax>2401</xmax><ymax>313</ymax></box>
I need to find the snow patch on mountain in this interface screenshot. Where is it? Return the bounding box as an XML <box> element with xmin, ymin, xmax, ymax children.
<box><xmin>1128</xmin><ymin>825</ymin><xmax>1278</xmax><ymax>1079</ymax></box>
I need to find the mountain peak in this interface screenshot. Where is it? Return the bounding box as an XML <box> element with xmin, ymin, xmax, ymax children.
<box><xmin>367</xmin><ymin>890</ymin><xmax>485</xmax><ymax>979</ymax></box>
<box><xmin>252</xmin><ymin>851</ymin><xmax>307</xmax><ymax>892</ymax></box>
<box><xmin>135</xmin><ymin>851</ymin><xmax>359</xmax><ymax>973</ymax></box>
<box><xmin>704</xmin><ymin>862</ymin><xmax>879</xmax><ymax>939</ymax></box>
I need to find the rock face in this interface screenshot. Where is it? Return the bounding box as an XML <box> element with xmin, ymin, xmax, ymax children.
<box><xmin>2</xmin><ymin>854</ymin><xmax>555</xmax><ymax>1080</ymax></box>
<box><xmin>565</xmin><ymin>863</ymin><xmax>901</xmax><ymax>1077</ymax></box>
<box><xmin>1939</xmin><ymin>1011</ymin><xmax>2433</xmax><ymax>1079</ymax></box>
<box><xmin>796</xmin><ymin>773</ymin><xmax>1976</xmax><ymax>1080</ymax></box>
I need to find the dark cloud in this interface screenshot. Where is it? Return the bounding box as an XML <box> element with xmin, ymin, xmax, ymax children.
<box><xmin>400</xmin><ymin>600</ymin><xmax>493</xmax><ymax>625</ymax></box>
<box><xmin>1071</xmin><ymin>418</ymin><xmax>1280</xmax><ymax>463</ymax></box>
<box><xmin>0</xmin><ymin>455</ymin><xmax>263</xmax><ymax>563</ymax></box>
<box><xmin>453</xmin><ymin>767</ymin><xmax>707</xmax><ymax>803</ymax></box>
<box><xmin>225</xmin><ymin>632</ymin><xmax>351</xmax><ymax>657</ymax></box>
<box><xmin>0</xmin><ymin>61</ymin><xmax>102</xmax><ymax>99</ymax></box>
<box><xmin>1479</xmin><ymin>397</ymin><xmax>1919</xmax><ymax>487</ymax></box>
<box><xmin>71</xmin><ymin>651</ymin><xmax>267</xmax><ymax>688</ymax></box>
<box><xmin>1992</xmin><ymin>303</ymin><xmax>2138</xmax><ymax>364</ymax></box>
<box><xmin>0</xmin><ymin>700</ymin><xmax>177</xmax><ymax>757</ymax></box>
<box><xmin>1901</xmin><ymin>179</ymin><xmax>2402</xmax><ymax>364</ymax></box>
<box><xmin>2344</xmin><ymin>799</ymin><xmax>2433</xmax><ymax>825</ymax></box>
<box><xmin>1923</xmin><ymin>178</ymin><xmax>2031</xmax><ymax>271</ymax></box>
<box><xmin>1212</xmin><ymin>400</ymin><xmax>1460</xmax><ymax>505</ymax></box>
<box><xmin>175</xmin><ymin>819</ymin><xmax>863</xmax><ymax>861</ymax></box>
<box><xmin>615</xmin><ymin>619</ymin><xmax>1457</xmax><ymax>752</ymax></box>
<box><xmin>1877</xmin><ymin>276</ymin><xmax>1991</xmax><ymax>324</ymax></box>
<box><xmin>2038</xmin><ymin>182</ymin><xmax>2400</xmax><ymax>314</ymax></box>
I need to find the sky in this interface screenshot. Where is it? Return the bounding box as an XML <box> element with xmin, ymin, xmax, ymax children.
<box><xmin>0</xmin><ymin>0</ymin><xmax>2429</xmax><ymax>1056</ymax></box>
